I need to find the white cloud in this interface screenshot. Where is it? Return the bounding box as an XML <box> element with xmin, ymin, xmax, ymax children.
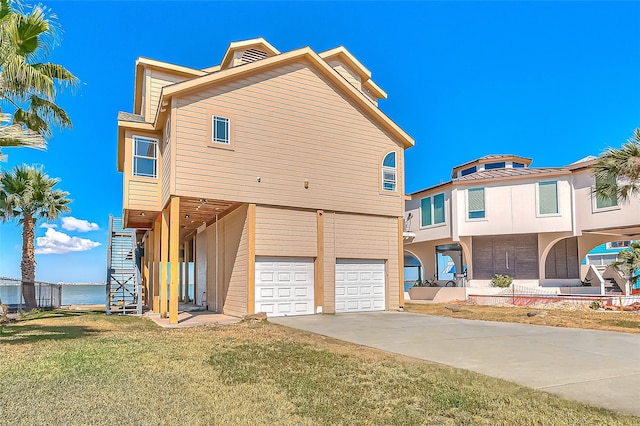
<box><xmin>61</xmin><ymin>217</ymin><xmax>99</xmax><ymax>232</ymax></box>
<box><xmin>40</xmin><ymin>223</ymin><xmax>57</xmax><ymax>229</ymax></box>
<box><xmin>35</xmin><ymin>228</ymin><xmax>101</xmax><ymax>255</ymax></box>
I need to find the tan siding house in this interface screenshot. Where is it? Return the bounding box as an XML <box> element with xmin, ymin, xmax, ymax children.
<box><xmin>117</xmin><ymin>38</ymin><xmax>413</xmax><ymax>323</ymax></box>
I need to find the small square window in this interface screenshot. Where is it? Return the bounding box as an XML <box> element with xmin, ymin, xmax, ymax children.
<box><xmin>212</xmin><ymin>116</ymin><xmax>230</xmax><ymax>144</ymax></box>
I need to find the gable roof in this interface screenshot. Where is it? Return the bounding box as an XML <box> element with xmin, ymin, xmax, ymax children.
<box><xmin>219</xmin><ymin>37</ymin><xmax>280</xmax><ymax>70</ymax></box>
<box><xmin>154</xmin><ymin>46</ymin><xmax>414</xmax><ymax>149</ymax></box>
<box><xmin>133</xmin><ymin>57</ymin><xmax>206</xmax><ymax>115</ymax></box>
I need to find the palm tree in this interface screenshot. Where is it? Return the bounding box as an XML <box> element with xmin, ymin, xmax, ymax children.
<box><xmin>613</xmin><ymin>241</ymin><xmax>640</xmax><ymax>292</ymax></box>
<box><xmin>0</xmin><ymin>0</ymin><xmax>77</xmax><ymax>159</ymax></box>
<box><xmin>0</xmin><ymin>164</ymin><xmax>70</xmax><ymax>308</ymax></box>
<box><xmin>593</xmin><ymin>129</ymin><xmax>640</xmax><ymax>202</ymax></box>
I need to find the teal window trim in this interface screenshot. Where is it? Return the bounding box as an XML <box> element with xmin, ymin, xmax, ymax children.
<box><xmin>420</xmin><ymin>193</ymin><xmax>446</xmax><ymax>227</ymax></box>
<box><xmin>468</xmin><ymin>188</ymin><xmax>485</xmax><ymax>219</ymax></box>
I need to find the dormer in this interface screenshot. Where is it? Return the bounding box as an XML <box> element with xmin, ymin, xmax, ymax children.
<box><xmin>319</xmin><ymin>47</ymin><xmax>387</xmax><ymax>106</ymax></box>
<box><xmin>452</xmin><ymin>155</ymin><xmax>533</xmax><ymax>179</ymax></box>
<box><xmin>219</xmin><ymin>37</ymin><xmax>280</xmax><ymax>70</ymax></box>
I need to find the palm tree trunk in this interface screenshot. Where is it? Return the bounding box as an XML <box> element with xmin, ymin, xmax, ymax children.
<box><xmin>21</xmin><ymin>213</ymin><xmax>37</xmax><ymax>309</ymax></box>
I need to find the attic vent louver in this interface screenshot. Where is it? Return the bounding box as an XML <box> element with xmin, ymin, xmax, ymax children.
<box><xmin>239</xmin><ymin>48</ymin><xmax>269</xmax><ymax>64</ymax></box>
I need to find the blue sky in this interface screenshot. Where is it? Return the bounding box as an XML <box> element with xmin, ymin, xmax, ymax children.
<box><xmin>0</xmin><ymin>1</ymin><xmax>639</xmax><ymax>283</ymax></box>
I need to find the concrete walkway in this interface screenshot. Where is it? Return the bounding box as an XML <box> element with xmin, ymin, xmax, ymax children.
<box><xmin>271</xmin><ymin>311</ymin><xmax>640</xmax><ymax>416</ymax></box>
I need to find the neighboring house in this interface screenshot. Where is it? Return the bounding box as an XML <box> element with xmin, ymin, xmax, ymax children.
<box><xmin>404</xmin><ymin>155</ymin><xmax>640</xmax><ymax>290</ymax></box>
<box><xmin>584</xmin><ymin>241</ymin><xmax>633</xmax><ymax>270</ymax></box>
<box><xmin>117</xmin><ymin>38</ymin><xmax>414</xmax><ymax>323</ymax></box>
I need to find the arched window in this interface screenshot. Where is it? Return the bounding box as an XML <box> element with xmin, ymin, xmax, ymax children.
<box><xmin>382</xmin><ymin>151</ymin><xmax>396</xmax><ymax>192</ymax></box>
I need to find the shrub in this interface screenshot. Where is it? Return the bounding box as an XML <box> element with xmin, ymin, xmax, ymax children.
<box><xmin>490</xmin><ymin>274</ymin><xmax>513</xmax><ymax>288</ymax></box>
<box><xmin>589</xmin><ymin>300</ymin><xmax>604</xmax><ymax>310</ymax></box>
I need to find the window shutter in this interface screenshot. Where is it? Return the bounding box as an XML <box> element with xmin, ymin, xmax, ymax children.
<box><xmin>468</xmin><ymin>188</ymin><xmax>485</xmax><ymax>218</ymax></box>
<box><xmin>539</xmin><ymin>181</ymin><xmax>558</xmax><ymax>214</ymax></box>
<box><xmin>421</xmin><ymin>197</ymin><xmax>432</xmax><ymax>226</ymax></box>
<box><xmin>433</xmin><ymin>193</ymin><xmax>445</xmax><ymax>224</ymax></box>
<box><xmin>595</xmin><ymin>176</ymin><xmax>617</xmax><ymax>209</ymax></box>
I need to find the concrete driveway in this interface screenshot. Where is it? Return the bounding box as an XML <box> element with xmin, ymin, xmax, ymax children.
<box><xmin>271</xmin><ymin>311</ymin><xmax>640</xmax><ymax>416</ymax></box>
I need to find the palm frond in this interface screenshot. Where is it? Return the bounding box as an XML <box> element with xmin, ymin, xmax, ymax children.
<box><xmin>593</xmin><ymin>129</ymin><xmax>640</xmax><ymax>202</ymax></box>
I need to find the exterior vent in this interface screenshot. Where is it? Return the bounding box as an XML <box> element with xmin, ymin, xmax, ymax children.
<box><xmin>239</xmin><ymin>48</ymin><xmax>269</xmax><ymax>64</ymax></box>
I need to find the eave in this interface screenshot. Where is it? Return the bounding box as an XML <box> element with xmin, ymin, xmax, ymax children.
<box><xmin>219</xmin><ymin>37</ymin><xmax>281</xmax><ymax>70</ymax></box>
<box><xmin>155</xmin><ymin>47</ymin><xmax>414</xmax><ymax>149</ymax></box>
<box><xmin>133</xmin><ymin>57</ymin><xmax>206</xmax><ymax>115</ymax></box>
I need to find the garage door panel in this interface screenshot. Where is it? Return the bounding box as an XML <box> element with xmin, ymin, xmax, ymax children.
<box><xmin>335</xmin><ymin>260</ymin><xmax>385</xmax><ymax>313</ymax></box>
<box><xmin>255</xmin><ymin>257</ymin><xmax>314</xmax><ymax>317</ymax></box>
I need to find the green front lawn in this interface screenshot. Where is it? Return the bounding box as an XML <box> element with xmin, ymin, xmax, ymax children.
<box><xmin>0</xmin><ymin>311</ymin><xmax>636</xmax><ymax>425</ymax></box>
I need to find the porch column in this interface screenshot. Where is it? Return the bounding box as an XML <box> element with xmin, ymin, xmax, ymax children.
<box><xmin>315</xmin><ymin>210</ymin><xmax>324</xmax><ymax>313</ymax></box>
<box><xmin>179</xmin><ymin>246</ymin><xmax>184</xmax><ymax>303</ymax></box>
<box><xmin>152</xmin><ymin>216</ymin><xmax>161</xmax><ymax>313</ymax></box>
<box><xmin>160</xmin><ymin>207</ymin><xmax>169</xmax><ymax>318</ymax></box>
<box><xmin>141</xmin><ymin>235</ymin><xmax>149</xmax><ymax>308</ymax></box>
<box><xmin>246</xmin><ymin>203</ymin><xmax>256</xmax><ymax>315</ymax></box>
<box><xmin>169</xmin><ymin>197</ymin><xmax>180</xmax><ymax>324</ymax></box>
<box><xmin>184</xmin><ymin>238</ymin><xmax>191</xmax><ymax>303</ymax></box>
<box><xmin>398</xmin><ymin>217</ymin><xmax>404</xmax><ymax>308</ymax></box>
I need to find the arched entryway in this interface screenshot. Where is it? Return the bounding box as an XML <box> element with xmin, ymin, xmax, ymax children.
<box><xmin>404</xmin><ymin>252</ymin><xmax>422</xmax><ymax>291</ymax></box>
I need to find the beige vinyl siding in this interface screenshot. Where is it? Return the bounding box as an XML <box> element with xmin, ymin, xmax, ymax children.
<box><xmin>147</xmin><ymin>70</ymin><xmax>188</xmax><ymax>122</ymax></box>
<box><xmin>322</xmin><ymin>212</ymin><xmax>400</xmax><ymax>311</ymax></box>
<box><xmin>327</xmin><ymin>60</ymin><xmax>361</xmax><ymax>90</ymax></box>
<box><xmin>334</xmin><ymin>213</ymin><xmax>400</xmax><ymax>310</ymax></box>
<box><xmin>173</xmin><ymin>62</ymin><xmax>403</xmax><ymax>217</ymax></box>
<box><xmin>122</xmin><ymin>130</ymin><xmax>161</xmax><ymax>212</ymax></box>
<box><xmin>255</xmin><ymin>206</ymin><xmax>317</xmax><ymax>257</ymax></box>
<box><xmin>127</xmin><ymin>180</ymin><xmax>158</xmax><ymax>210</ymax></box>
<box><xmin>205</xmin><ymin>204</ymin><xmax>248</xmax><ymax>316</ymax></box>
<box><xmin>161</xmin><ymin>139</ymin><xmax>172</xmax><ymax>208</ymax></box>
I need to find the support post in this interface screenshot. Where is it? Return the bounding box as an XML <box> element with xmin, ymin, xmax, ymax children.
<box><xmin>160</xmin><ymin>207</ymin><xmax>169</xmax><ymax>317</ymax></box>
<box><xmin>152</xmin><ymin>217</ymin><xmax>161</xmax><ymax>313</ymax></box>
<box><xmin>315</xmin><ymin>210</ymin><xmax>324</xmax><ymax>313</ymax></box>
<box><xmin>184</xmin><ymin>238</ymin><xmax>191</xmax><ymax>303</ymax></box>
<box><xmin>247</xmin><ymin>203</ymin><xmax>256</xmax><ymax>315</ymax></box>
<box><xmin>169</xmin><ymin>197</ymin><xmax>180</xmax><ymax>324</ymax></box>
<box><xmin>398</xmin><ymin>217</ymin><xmax>404</xmax><ymax>309</ymax></box>
<box><xmin>141</xmin><ymin>236</ymin><xmax>148</xmax><ymax>307</ymax></box>
<box><xmin>179</xmin><ymin>249</ymin><xmax>184</xmax><ymax>303</ymax></box>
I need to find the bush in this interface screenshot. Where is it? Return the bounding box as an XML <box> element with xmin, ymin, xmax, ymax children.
<box><xmin>490</xmin><ymin>274</ymin><xmax>513</xmax><ymax>288</ymax></box>
<box><xmin>589</xmin><ymin>300</ymin><xmax>604</xmax><ymax>310</ymax></box>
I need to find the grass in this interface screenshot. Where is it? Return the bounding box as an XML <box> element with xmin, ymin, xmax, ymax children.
<box><xmin>0</xmin><ymin>311</ymin><xmax>638</xmax><ymax>425</ymax></box>
<box><xmin>404</xmin><ymin>302</ymin><xmax>640</xmax><ymax>334</ymax></box>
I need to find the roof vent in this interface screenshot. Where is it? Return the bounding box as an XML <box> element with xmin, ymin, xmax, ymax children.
<box><xmin>239</xmin><ymin>48</ymin><xmax>269</xmax><ymax>64</ymax></box>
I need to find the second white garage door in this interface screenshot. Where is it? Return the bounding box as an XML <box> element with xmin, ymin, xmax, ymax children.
<box><xmin>335</xmin><ymin>259</ymin><xmax>385</xmax><ymax>313</ymax></box>
<box><xmin>255</xmin><ymin>257</ymin><xmax>314</xmax><ymax>317</ymax></box>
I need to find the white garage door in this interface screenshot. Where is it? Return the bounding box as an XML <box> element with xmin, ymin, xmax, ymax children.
<box><xmin>255</xmin><ymin>257</ymin><xmax>314</xmax><ymax>317</ymax></box>
<box><xmin>335</xmin><ymin>259</ymin><xmax>385</xmax><ymax>313</ymax></box>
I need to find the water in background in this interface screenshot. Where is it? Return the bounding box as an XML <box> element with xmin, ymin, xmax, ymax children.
<box><xmin>1</xmin><ymin>283</ymin><xmax>196</xmax><ymax>306</ymax></box>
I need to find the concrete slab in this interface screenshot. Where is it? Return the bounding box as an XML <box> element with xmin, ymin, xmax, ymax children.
<box><xmin>271</xmin><ymin>311</ymin><xmax>640</xmax><ymax>416</ymax></box>
<box><xmin>146</xmin><ymin>310</ymin><xmax>240</xmax><ymax>328</ymax></box>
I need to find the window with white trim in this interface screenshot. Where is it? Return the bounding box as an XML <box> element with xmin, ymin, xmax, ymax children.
<box><xmin>382</xmin><ymin>151</ymin><xmax>396</xmax><ymax>192</ymax></box>
<box><xmin>421</xmin><ymin>193</ymin><xmax>445</xmax><ymax>227</ymax></box>
<box><xmin>468</xmin><ymin>188</ymin><xmax>485</xmax><ymax>219</ymax></box>
<box><xmin>538</xmin><ymin>181</ymin><xmax>558</xmax><ymax>215</ymax></box>
<box><xmin>132</xmin><ymin>136</ymin><xmax>158</xmax><ymax>178</ymax></box>
<box><xmin>212</xmin><ymin>115</ymin><xmax>230</xmax><ymax>144</ymax></box>
<box><xmin>607</xmin><ymin>241</ymin><xmax>631</xmax><ymax>249</ymax></box>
